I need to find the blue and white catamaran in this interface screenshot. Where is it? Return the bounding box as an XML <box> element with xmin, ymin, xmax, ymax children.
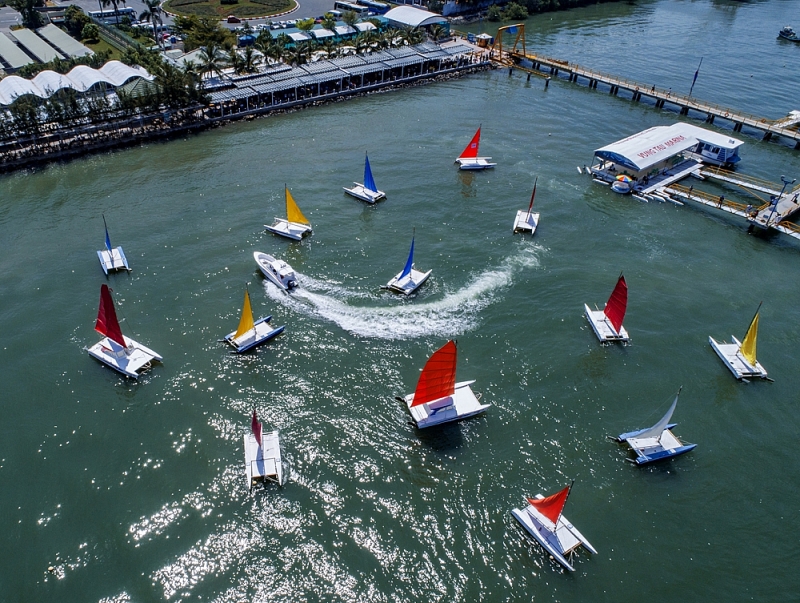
<box><xmin>383</xmin><ymin>231</ymin><xmax>431</xmax><ymax>295</ymax></box>
<box><xmin>223</xmin><ymin>286</ymin><xmax>285</xmax><ymax>353</ymax></box>
<box><xmin>344</xmin><ymin>152</ymin><xmax>386</xmax><ymax>203</ymax></box>
<box><xmin>97</xmin><ymin>215</ymin><xmax>130</xmax><ymax>274</ymax></box>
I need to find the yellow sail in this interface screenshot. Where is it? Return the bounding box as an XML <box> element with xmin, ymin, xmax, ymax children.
<box><xmin>234</xmin><ymin>289</ymin><xmax>255</xmax><ymax>340</ymax></box>
<box><xmin>740</xmin><ymin>311</ymin><xmax>759</xmax><ymax>366</ymax></box>
<box><xmin>286</xmin><ymin>188</ymin><xmax>309</xmax><ymax>225</ymax></box>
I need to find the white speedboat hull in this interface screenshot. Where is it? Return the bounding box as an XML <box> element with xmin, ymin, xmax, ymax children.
<box><xmin>254</xmin><ymin>251</ymin><xmax>298</xmax><ymax>291</ymax></box>
<box><xmin>511</xmin><ymin>497</ymin><xmax>597</xmax><ymax>572</ymax></box>
<box><xmin>224</xmin><ymin>316</ymin><xmax>285</xmax><ymax>353</ymax></box>
<box><xmin>456</xmin><ymin>157</ymin><xmax>496</xmax><ymax>170</ymax></box>
<box><xmin>513</xmin><ymin>210</ymin><xmax>539</xmax><ymax>234</ymax></box>
<box><xmin>244</xmin><ymin>429</ymin><xmax>283</xmax><ymax>489</ymax></box>
<box><xmin>97</xmin><ymin>246</ymin><xmax>130</xmax><ymax>274</ymax></box>
<box><xmin>384</xmin><ymin>266</ymin><xmax>432</xmax><ymax>295</ymax></box>
<box><xmin>584</xmin><ymin>304</ymin><xmax>630</xmax><ymax>342</ymax></box>
<box><xmin>343</xmin><ymin>183</ymin><xmax>386</xmax><ymax>204</ymax></box>
<box><xmin>265</xmin><ymin>218</ymin><xmax>312</xmax><ymax>241</ymax></box>
<box><xmin>87</xmin><ymin>335</ymin><xmax>162</xmax><ymax>379</ymax></box>
<box><xmin>404</xmin><ymin>380</ymin><xmax>489</xmax><ymax>428</ymax></box>
<box><xmin>709</xmin><ymin>335</ymin><xmax>768</xmax><ymax>380</ymax></box>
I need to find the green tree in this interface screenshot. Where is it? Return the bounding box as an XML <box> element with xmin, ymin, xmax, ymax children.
<box><xmin>342</xmin><ymin>10</ymin><xmax>358</xmax><ymax>28</ymax></box>
<box><xmin>9</xmin><ymin>0</ymin><xmax>44</xmax><ymax>29</ymax></box>
<box><xmin>502</xmin><ymin>2</ymin><xmax>529</xmax><ymax>20</ymax></box>
<box><xmin>428</xmin><ymin>23</ymin><xmax>445</xmax><ymax>41</ymax></box>
<box><xmin>81</xmin><ymin>23</ymin><xmax>100</xmax><ymax>42</ymax></box>
<box><xmin>197</xmin><ymin>42</ymin><xmax>226</xmax><ymax>79</ymax></box>
<box><xmin>241</xmin><ymin>45</ymin><xmax>261</xmax><ymax>73</ymax></box>
<box><xmin>296</xmin><ymin>18</ymin><xmax>315</xmax><ymax>32</ymax></box>
<box><xmin>64</xmin><ymin>5</ymin><xmax>91</xmax><ymax>38</ymax></box>
<box><xmin>139</xmin><ymin>0</ymin><xmax>164</xmax><ymax>48</ymax></box>
<box><xmin>487</xmin><ymin>4</ymin><xmax>502</xmax><ymax>21</ymax></box>
<box><xmin>321</xmin><ymin>13</ymin><xmax>336</xmax><ymax>32</ymax></box>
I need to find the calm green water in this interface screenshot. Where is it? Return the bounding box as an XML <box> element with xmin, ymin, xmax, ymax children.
<box><xmin>2</xmin><ymin>1</ymin><xmax>800</xmax><ymax>600</ymax></box>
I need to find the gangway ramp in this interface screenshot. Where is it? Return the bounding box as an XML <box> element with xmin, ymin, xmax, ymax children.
<box><xmin>697</xmin><ymin>166</ymin><xmax>783</xmax><ymax>196</ymax></box>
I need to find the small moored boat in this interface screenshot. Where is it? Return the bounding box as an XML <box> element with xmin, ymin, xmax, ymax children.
<box><xmin>97</xmin><ymin>215</ymin><xmax>130</xmax><ymax>274</ymax></box>
<box><xmin>613</xmin><ymin>387</ymin><xmax>696</xmax><ymax>465</ymax></box>
<box><xmin>265</xmin><ymin>186</ymin><xmax>312</xmax><ymax>241</ymax></box>
<box><xmin>87</xmin><ymin>284</ymin><xmax>162</xmax><ymax>378</ymax></box>
<box><xmin>224</xmin><ymin>286</ymin><xmax>285</xmax><ymax>353</ymax></box>
<box><xmin>344</xmin><ymin>152</ymin><xmax>386</xmax><ymax>203</ymax></box>
<box><xmin>402</xmin><ymin>340</ymin><xmax>489</xmax><ymax>428</ymax></box>
<box><xmin>709</xmin><ymin>302</ymin><xmax>769</xmax><ymax>381</ymax></box>
<box><xmin>513</xmin><ymin>177</ymin><xmax>540</xmax><ymax>234</ymax></box>
<box><xmin>244</xmin><ymin>409</ymin><xmax>284</xmax><ymax>489</ymax></box>
<box><xmin>511</xmin><ymin>482</ymin><xmax>597</xmax><ymax>572</ymax></box>
<box><xmin>383</xmin><ymin>231</ymin><xmax>431</xmax><ymax>295</ymax></box>
<box><xmin>585</xmin><ymin>274</ymin><xmax>630</xmax><ymax>343</ymax></box>
<box><xmin>254</xmin><ymin>251</ymin><xmax>298</xmax><ymax>291</ymax></box>
<box><xmin>455</xmin><ymin>126</ymin><xmax>496</xmax><ymax>170</ymax></box>
<box><xmin>610</xmin><ymin>174</ymin><xmax>633</xmax><ymax>194</ymax></box>
<box><xmin>778</xmin><ymin>26</ymin><xmax>800</xmax><ymax>41</ymax></box>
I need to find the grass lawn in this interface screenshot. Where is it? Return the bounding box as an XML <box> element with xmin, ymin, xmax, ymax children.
<box><xmin>83</xmin><ymin>38</ymin><xmax>123</xmax><ymax>61</ymax></box>
<box><xmin>163</xmin><ymin>0</ymin><xmax>296</xmax><ymax>19</ymax></box>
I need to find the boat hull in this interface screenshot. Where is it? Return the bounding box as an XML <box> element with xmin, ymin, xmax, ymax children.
<box><xmin>97</xmin><ymin>246</ymin><xmax>130</xmax><ymax>274</ymax></box>
<box><xmin>343</xmin><ymin>183</ymin><xmax>386</xmax><ymax>204</ymax></box>
<box><xmin>384</xmin><ymin>267</ymin><xmax>431</xmax><ymax>295</ymax></box>
<box><xmin>224</xmin><ymin>316</ymin><xmax>285</xmax><ymax>353</ymax></box>
<box><xmin>709</xmin><ymin>335</ymin><xmax>768</xmax><ymax>380</ymax></box>
<box><xmin>265</xmin><ymin>218</ymin><xmax>312</xmax><ymax>241</ymax></box>
<box><xmin>254</xmin><ymin>251</ymin><xmax>298</xmax><ymax>291</ymax></box>
<box><xmin>584</xmin><ymin>304</ymin><xmax>630</xmax><ymax>342</ymax></box>
<box><xmin>513</xmin><ymin>210</ymin><xmax>539</xmax><ymax>234</ymax></box>
<box><xmin>619</xmin><ymin>425</ymin><xmax>696</xmax><ymax>465</ymax></box>
<box><xmin>244</xmin><ymin>429</ymin><xmax>283</xmax><ymax>489</ymax></box>
<box><xmin>511</xmin><ymin>499</ymin><xmax>597</xmax><ymax>572</ymax></box>
<box><xmin>87</xmin><ymin>335</ymin><xmax>162</xmax><ymax>379</ymax></box>
<box><xmin>404</xmin><ymin>380</ymin><xmax>489</xmax><ymax>428</ymax></box>
<box><xmin>456</xmin><ymin>157</ymin><xmax>496</xmax><ymax>170</ymax></box>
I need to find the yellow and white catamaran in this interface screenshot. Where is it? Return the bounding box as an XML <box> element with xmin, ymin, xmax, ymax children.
<box><xmin>709</xmin><ymin>302</ymin><xmax>769</xmax><ymax>381</ymax></box>
<box><xmin>223</xmin><ymin>286</ymin><xmax>284</xmax><ymax>353</ymax></box>
<box><xmin>265</xmin><ymin>186</ymin><xmax>312</xmax><ymax>241</ymax></box>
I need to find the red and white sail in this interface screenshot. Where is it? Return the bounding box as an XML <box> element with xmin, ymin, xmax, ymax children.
<box><xmin>411</xmin><ymin>340</ymin><xmax>457</xmax><ymax>407</ymax></box>
<box><xmin>458</xmin><ymin>127</ymin><xmax>482</xmax><ymax>160</ymax></box>
<box><xmin>528</xmin><ymin>484</ymin><xmax>571</xmax><ymax>527</ymax></box>
<box><xmin>604</xmin><ymin>275</ymin><xmax>627</xmax><ymax>333</ymax></box>
<box><xmin>95</xmin><ymin>284</ymin><xmax>126</xmax><ymax>348</ymax></box>
<box><xmin>251</xmin><ymin>409</ymin><xmax>263</xmax><ymax>447</ymax></box>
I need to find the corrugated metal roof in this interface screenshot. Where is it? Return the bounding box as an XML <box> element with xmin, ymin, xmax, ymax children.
<box><xmin>251</xmin><ymin>77</ymin><xmax>305</xmax><ymax>93</ymax></box>
<box><xmin>0</xmin><ymin>32</ymin><xmax>33</xmax><ymax>70</ymax></box>
<box><xmin>329</xmin><ymin>55</ymin><xmax>367</xmax><ymax>68</ymax></box>
<box><xmin>360</xmin><ymin>51</ymin><xmax>394</xmax><ymax>64</ymax></box>
<box><xmin>37</xmin><ymin>24</ymin><xmax>93</xmax><ymax>58</ymax></box>
<box><xmin>443</xmin><ymin>44</ymin><xmax>474</xmax><ymax>55</ymax></box>
<box><xmin>383</xmin><ymin>56</ymin><xmax>424</xmax><ymax>69</ymax></box>
<box><xmin>300</xmin><ymin>61</ymin><xmax>341</xmax><ymax>75</ymax></box>
<box><xmin>9</xmin><ymin>28</ymin><xmax>64</xmax><ymax>63</ymax></box>
<box><xmin>342</xmin><ymin>63</ymin><xmax>386</xmax><ymax>76</ymax></box>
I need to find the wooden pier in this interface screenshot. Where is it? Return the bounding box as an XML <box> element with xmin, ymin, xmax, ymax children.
<box><xmin>490</xmin><ymin>24</ymin><xmax>800</xmax><ymax>149</ymax></box>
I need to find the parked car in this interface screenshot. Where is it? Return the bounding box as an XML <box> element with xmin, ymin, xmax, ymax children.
<box><xmin>227</xmin><ymin>15</ymin><xmax>241</xmax><ymax>23</ymax></box>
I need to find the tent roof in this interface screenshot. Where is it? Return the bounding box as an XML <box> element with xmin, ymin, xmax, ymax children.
<box><xmin>593</xmin><ymin>124</ymin><xmax>699</xmax><ymax>172</ymax></box>
<box><xmin>384</xmin><ymin>6</ymin><xmax>446</xmax><ymax>28</ymax></box>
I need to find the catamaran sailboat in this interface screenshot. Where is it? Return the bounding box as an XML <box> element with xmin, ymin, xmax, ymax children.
<box><xmin>383</xmin><ymin>231</ymin><xmax>431</xmax><ymax>295</ymax></box>
<box><xmin>613</xmin><ymin>387</ymin><xmax>696</xmax><ymax>465</ymax></box>
<box><xmin>254</xmin><ymin>251</ymin><xmax>298</xmax><ymax>291</ymax></box>
<box><xmin>265</xmin><ymin>186</ymin><xmax>312</xmax><ymax>241</ymax></box>
<box><xmin>344</xmin><ymin>152</ymin><xmax>386</xmax><ymax>203</ymax></box>
<box><xmin>585</xmin><ymin>274</ymin><xmax>630</xmax><ymax>343</ymax></box>
<box><xmin>402</xmin><ymin>340</ymin><xmax>490</xmax><ymax>428</ymax></box>
<box><xmin>244</xmin><ymin>409</ymin><xmax>284</xmax><ymax>489</ymax></box>
<box><xmin>224</xmin><ymin>286</ymin><xmax>285</xmax><ymax>353</ymax></box>
<box><xmin>455</xmin><ymin>126</ymin><xmax>496</xmax><ymax>170</ymax></box>
<box><xmin>513</xmin><ymin>177</ymin><xmax>540</xmax><ymax>234</ymax></box>
<box><xmin>97</xmin><ymin>215</ymin><xmax>130</xmax><ymax>274</ymax></box>
<box><xmin>87</xmin><ymin>284</ymin><xmax>162</xmax><ymax>378</ymax></box>
<box><xmin>709</xmin><ymin>303</ymin><xmax>768</xmax><ymax>380</ymax></box>
<box><xmin>511</xmin><ymin>483</ymin><xmax>597</xmax><ymax>572</ymax></box>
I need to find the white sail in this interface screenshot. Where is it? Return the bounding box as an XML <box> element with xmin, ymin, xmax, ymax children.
<box><xmin>632</xmin><ymin>393</ymin><xmax>679</xmax><ymax>441</ymax></box>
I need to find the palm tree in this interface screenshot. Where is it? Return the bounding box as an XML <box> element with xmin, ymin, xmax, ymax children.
<box><xmin>227</xmin><ymin>48</ymin><xmax>245</xmax><ymax>74</ymax></box>
<box><xmin>139</xmin><ymin>0</ymin><xmax>163</xmax><ymax>48</ymax></box>
<box><xmin>321</xmin><ymin>13</ymin><xmax>336</xmax><ymax>32</ymax></box>
<box><xmin>428</xmin><ymin>24</ymin><xmax>445</xmax><ymax>42</ymax></box>
<box><xmin>197</xmin><ymin>42</ymin><xmax>226</xmax><ymax>80</ymax></box>
<box><xmin>241</xmin><ymin>45</ymin><xmax>261</xmax><ymax>73</ymax></box>
<box><xmin>321</xmin><ymin>38</ymin><xmax>337</xmax><ymax>58</ymax></box>
<box><xmin>354</xmin><ymin>32</ymin><xmax>369</xmax><ymax>55</ymax></box>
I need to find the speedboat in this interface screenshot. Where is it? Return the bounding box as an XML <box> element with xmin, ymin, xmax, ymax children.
<box><xmin>254</xmin><ymin>251</ymin><xmax>298</xmax><ymax>291</ymax></box>
<box><xmin>779</xmin><ymin>26</ymin><xmax>800</xmax><ymax>41</ymax></box>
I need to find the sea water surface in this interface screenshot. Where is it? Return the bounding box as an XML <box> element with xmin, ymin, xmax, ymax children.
<box><xmin>2</xmin><ymin>0</ymin><xmax>800</xmax><ymax>600</ymax></box>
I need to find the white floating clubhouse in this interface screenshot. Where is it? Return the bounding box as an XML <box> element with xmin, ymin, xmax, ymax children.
<box><xmin>589</xmin><ymin>123</ymin><xmax>743</xmax><ymax>194</ymax></box>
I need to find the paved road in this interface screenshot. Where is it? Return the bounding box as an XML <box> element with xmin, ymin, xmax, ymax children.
<box><xmin>0</xmin><ymin>7</ymin><xmax>21</xmax><ymax>31</ymax></box>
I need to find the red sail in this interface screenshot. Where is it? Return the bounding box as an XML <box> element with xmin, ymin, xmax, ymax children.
<box><xmin>411</xmin><ymin>340</ymin><xmax>458</xmax><ymax>407</ymax></box>
<box><xmin>528</xmin><ymin>484</ymin><xmax>571</xmax><ymax>526</ymax></box>
<box><xmin>95</xmin><ymin>284</ymin><xmax>126</xmax><ymax>347</ymax></box>
<box><xmin>251</xmin><ymin>409</ymin><xmax>262</xmax><ymax>448</ymax></box>
<box><xmin>604</xmin><ymin>275</ymin><xmax>627</xmax><ymax>333</ymax></box>
<box><xmin>458</xmin><ymin>127</ymin><xmax>481</xmax><ymax>159</ymax></box>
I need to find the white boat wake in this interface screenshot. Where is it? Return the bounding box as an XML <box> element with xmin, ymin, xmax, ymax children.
<box><xmin>261</xmin><ymin>246</ymin><xmax>542</xmax><ymax>340</ymax></box>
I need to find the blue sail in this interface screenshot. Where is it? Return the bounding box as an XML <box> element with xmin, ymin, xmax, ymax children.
<box><xmin>103</xmin><ymin>215</ymin><xmax>112</xmax><ymax>253</ymax></box>
<box><xmin>399</xmin><ymin>235</ymin><xmax>415</xmax><ymax>280</ymax></box>
<box><xmin>363</xmin><ymin>153</ymin><xmax>378</xmax><ymax>194</ymax></box>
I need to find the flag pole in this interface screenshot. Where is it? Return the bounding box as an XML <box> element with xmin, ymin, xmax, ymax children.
<box><xmin>689</xmin><ymin>57</ymin><xmax>703</xmax><ymax>97</ymax></box>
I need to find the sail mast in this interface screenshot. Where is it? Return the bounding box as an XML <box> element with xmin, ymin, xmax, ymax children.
<box><xmin>399</xmin><ymin>229</ymin><xmax>415</xmax><ymax>280</ymax></box>
<box><xmin>102</xmin><ymin>214</ymin><xmax>112</xmax><ymax>254</ymax></box>
<box><xmin>526</xmin><ymin>177</ymin><xmax>538</xmax><ymax>221</ymax></box>
<box><xmin>740</xmin><ymin>302</ymin><xmax>762</xmax><ymax>366</ymax></box>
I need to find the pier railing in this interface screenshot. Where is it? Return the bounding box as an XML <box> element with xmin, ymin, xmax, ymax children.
<box><xmin>667</xmin><ymin>183</ymin><xmax>751</xmax><ymax>213</ymax></box>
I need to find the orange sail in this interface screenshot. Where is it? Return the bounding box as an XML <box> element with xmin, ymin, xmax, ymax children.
<box><xmin>411</xmin><ymin>340</ymin><xmax>457</xmax><ymax>407</ymax></box>
<box><xmin>528</xmin><ymin>484</ymin><xmax>571</xmax><ymax>526</ymax></box>
<box><xmin>604</xmin><ymin>275</ymin><xmax>627</xmax><ymax>333</ymax></box>
<box><xmin>95</xmin><ymin>284</ymin><xmax>126</xmax><ymax>348</ymax></box>
<box><xmin>458</xmin><ymin>127</ymin><xmax>482</xmax><ymax>159</ymax></box>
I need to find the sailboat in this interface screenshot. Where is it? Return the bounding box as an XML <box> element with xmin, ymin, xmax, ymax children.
<box><xmin>513</xmin><ymin>177</ymin><xmax>540</xmax><ymax>234</ymax></box>
<box><xmin>383</xmin><ymin>230</ymin><xmax>431</xmax><ymax>295</ymax></box>
<box><xmin>265</xmin><ymin>186</ymin><xmax>312</xmax><ymax>241</ymax></box>
<box><xmin>223</xmin><ymin>286</ymin><xmax>285</xmax><ymax>353</ymax></box>
<box><xmin>455</xmin><ymin>126</ymin><xmax>496</xmax><ymax>170</ymax></box>
<box><xmin>613</xmin><ymin>387</ymin><xmax>696</xmax><ymax>465</ymax></box>
<box><xmin>244</xmin><ymin>408</ymin><xmax>284</xmax><ymax>489</ymax></box>
<box><xmin>402</xmin><ymin>340</ymin><xmax>490</xmax><ymax>428</ymax></box>
<box><xmin>709</xmin><ymin>303</ymin><xmax>769</xmax><ymax>380</ymax></box>
<box><xmin>343</xmin><ymin>152</ymin><xmax>386</xmax><ymax>203</ymax></box>
<box><xmin>97</xmin><ymin>215</ymin><xmax>130</xmax><ymax>274</ymax></box>
<box><xmin>87</xmin><ymin>284</ymin><xmax>162</xmax><ymax>378</ymax></box>
<box><xmin>511</xmin><ymin>482</ymin><xmax>597</xmax><ymax>572</ymax></box>
<box><xmin>584</xmin><ymin>274</ymin><xmax>630</xmax><ymax>342</ymax></box>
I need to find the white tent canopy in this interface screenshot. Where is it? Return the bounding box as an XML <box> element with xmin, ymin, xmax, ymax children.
<box><xmin>384</xmin><ymin>6</ymin><xmax>446</xmax><ymax>28</ymax></box>
<box><xmin>594</xmin><ymin>124</ymin><xmax>699</xmax><ymax>172</ymax></box>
